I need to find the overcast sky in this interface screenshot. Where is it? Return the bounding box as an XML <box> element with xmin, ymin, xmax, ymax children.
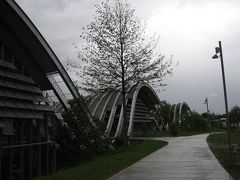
<box><xmin>16</xmin><ymin>0</ymin><xmax>240</xmax><ymax>114</ymax></box>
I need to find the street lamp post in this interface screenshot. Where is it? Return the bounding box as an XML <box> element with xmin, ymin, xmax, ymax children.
<box><xmin>204</xmin><ymin>97</ymin><xmax>210</xmax><ymax>134</ymax></box>
<box><xmin>212</xmin><ymin>41</ymin><xmax>232</xmax><ymax>161</ymax></box>
<box><xmin>204</xmin><ymin>97</ymin><xmax>209</xmax><ymax>113</ymax></box>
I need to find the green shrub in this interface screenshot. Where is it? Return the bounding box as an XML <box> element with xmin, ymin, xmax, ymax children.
<box><xmin>229</xmin><ymin>106</ymin><xmax>240</xmax><ymax>127</ymax></box>
<box><xmin>151</xmin><ymin>101</ymin><xmax>172</xmax><ymax>131</ymax></box>
<box><xmin>190</xmin><ymin>111</ymin><xmax>208</xmax><ymax>130</ymax></box>
<box><xmin>50</xmin><ymin>98</ymin><xmax>111</xmax><ymax>169</ymax></box>
<box><xmin>169</xmin><ymin>122</ymin><xmax>178</xmax><ymax>136</ymax></box>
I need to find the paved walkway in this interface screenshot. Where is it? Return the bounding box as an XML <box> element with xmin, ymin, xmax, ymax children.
<box><xmin>109</xmin><ymin>134</ymin><xmax>232</xmax><ymax>180</ymax></box>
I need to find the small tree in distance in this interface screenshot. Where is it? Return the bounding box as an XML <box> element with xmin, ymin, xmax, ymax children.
<box><xmin>229</xmin><ymin>106</ymin><xmax>240</xmax><ymax>127</ymax></box>
<box><xmin>69</xmin><ymin>0</ymin><xmax>176</xmax><ymax>148</ymax></box>
<box><xmin>152</xmin><ymin>101</ymin><xmax>172</xmax><ymax>131</ymax></box>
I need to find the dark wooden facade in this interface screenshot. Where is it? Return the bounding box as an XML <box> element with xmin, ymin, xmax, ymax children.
<box><xmin>0</xmin><ymin>0</ymin><xmax>82</xmax><ymax>179</ymax></box>
<box><xmin>0</xmin><ymin>41</ymin><xmax>56</xmax><ymax>180</ymax></box>
<box><xmin>0</xmin><ymin>1</ymin><xmax>67</xmax><ymax>179</ymax></box>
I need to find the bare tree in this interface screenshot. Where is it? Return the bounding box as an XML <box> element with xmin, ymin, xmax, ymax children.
<box><xmin>69</xmin><ymin>0</ymin><xmax>175</xmax><ymax>148</ymax></box>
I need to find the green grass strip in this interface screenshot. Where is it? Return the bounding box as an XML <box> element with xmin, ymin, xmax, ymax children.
<box><xmin>207</xmin><ymin>129</ymin><xmax>240</xmax><ymax>180</ymax></box>
<box><xmin>36</xmin><ymin>140</ymin><xmax>167</xmax><ymax>180</ymax></box>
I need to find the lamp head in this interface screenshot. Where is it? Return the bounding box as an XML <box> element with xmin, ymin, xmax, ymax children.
<box><xmin>212</xmin><ymin>54</ymin><xmax>219</xmax><ymax>59</ymax></box>
<box><xmin>215</xmin><ymin>47</ymin><xmax>220</xmax><ymax>54</ymax></box>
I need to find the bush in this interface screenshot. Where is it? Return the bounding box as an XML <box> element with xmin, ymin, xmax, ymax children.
<box><xmin>229</xmin><ymin>106</ymin><xmax>240</xmax><ymax>127</ymax></box>
<box><xmin>169</xmin><ymin>122</ymin><xmax>178</xmax><ymax>136</ymax></box>
<box><xmin>151</xmin><ymin>101</ymin><xmax>172</xmax><ymax>131</ymax></box>
<box><xmin>190</xmin><ymin>111</ymin><xmax>208</xmax><ymax>131</ymax></box>
<box><xmin>50</xmin><ymin>98</ymin><xmax>111</xmax><ymax>169</ymax></box>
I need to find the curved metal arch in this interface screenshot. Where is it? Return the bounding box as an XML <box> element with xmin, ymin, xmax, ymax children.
<box><xmin>114</xmin><ymin>85</ymin><xmax>136</xmax><ymax>138</ymax></box>
<box><xmin>105</xmin><ymin>92</ymin><xmax>121</xmax><ymax>136</ymax></box>
<box><xmin>172</xmin><ymin>104</ymin><xmax>177</xmax><ymax>123</ymax></box>
<box><xmin>89</xmin><ymin>93</ymin><xmax>101</xmax><ymax>109</ymax></box>
<box><xmin>127</xmin><ymin>83</ymin><xmax>161</xmax><ymax>137</ymax></box>
<box><xmin>178</xmin><ymin>102</ymin><xmax>191</xmax><ymax>125</ymax></box>
<box><xmin>99</xmin><ymin>91</ymin><xmax>115</xmax><ymax>121</ymax></box>
<box><xmin>87</xmin><ymin>83</ymin><xmax>161</xmax><ymax>137</ymax></box>
<box><xmin>114</xmin><ymin>99</ymin><xmax>129</xmax><ymax>138</ymax></box>
<box><xmin>92</xmin><ymin>91</ymin><xmax>109</xmax><ymax>117</ymax></box>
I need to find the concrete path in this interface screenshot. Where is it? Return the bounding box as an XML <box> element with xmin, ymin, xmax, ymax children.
<box><xmin>109</xmin><ymin>134</ymin><xmax>232</xmax><ymax>180</ymax></box>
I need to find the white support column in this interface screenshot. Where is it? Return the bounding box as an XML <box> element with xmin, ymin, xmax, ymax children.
<box><xmin>179</xmin><ymin>103</ymin><xmax>184</xmax><ymax>124</ymax></box>
<box><xmin>153</xmin><ymin>118</ymin><xmax>161</xmax><ymax>131</ymax></box>
<box><xmin>179</xmin><ymin>102</ymin><xmax>191</xmax><ymax>128</ymax></box>
<box><xmin>127</xmin><ymin>85</ymin><xmax>141</xmax><ymax>137</ymax></box>
<box><xmin>92</xmin><ymin>92</ymin><xmax>108</xmax><ymax>117</ymax></box>
<box><xmin>105</xmin><ymin>92</ymin><xmax>121</xmax><ymax>136</ymax></box>
<box><xmin>99</xmin><ymin>92</ymin><xmax>114</xmax><ymax>121</ymax></box>
<box><xmin>89</xmin><ymin>94</ymin><xmax>100</xmax><ymax>108</ymax></box>
<box><xmin>173</xmin><ymin>104</ymin><xmax>177</xmax><ymax>123</ymax></box>
<box><xmin>114</xmin><ymin>99</ymin><xmax>128</xmax><ymax>137</ymax></box>
<box><xmin>114</xmin><ymin>86</ymin><xmax>133</xmax><ymax>138</ymax></box>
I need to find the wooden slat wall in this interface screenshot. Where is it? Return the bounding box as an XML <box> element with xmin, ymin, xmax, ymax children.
<box><xmin>0</xmin><ymin>43</ymin><xmax>55</xmax><ymax>180</ymax></box>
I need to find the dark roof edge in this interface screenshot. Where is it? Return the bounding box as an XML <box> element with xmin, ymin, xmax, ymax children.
<box><xmin>7</xmin><ymin>0</ymin><xmax>80</xmax><ymax>98</ymax></box>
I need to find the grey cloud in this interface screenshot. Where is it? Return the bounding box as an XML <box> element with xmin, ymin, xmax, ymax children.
<box><xmin>15</xmin><ymin>0</ymin><xmax>240</xmax><ymax>114</ymax></box>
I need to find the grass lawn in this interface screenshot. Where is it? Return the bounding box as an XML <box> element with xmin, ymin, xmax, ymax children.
<box><xmin>207</xmin><ymin>129</ymin><xmax>240</xmax><ymax>180</ymax></box>
<box><xmin>36</xmin><ymin>140</ymin><xmax>167</xmax><ymax>180</ymax></box>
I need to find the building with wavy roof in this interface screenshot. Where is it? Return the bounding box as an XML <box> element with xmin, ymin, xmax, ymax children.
<box><xmin>0</xmin><ymin>1</ymin><xmax>79</xmax><ymax>179</ymax></box>
<box><xmin>88</xmin><ymin>83</ymin><xmax>162</xmax><ymax>137</ymax></box>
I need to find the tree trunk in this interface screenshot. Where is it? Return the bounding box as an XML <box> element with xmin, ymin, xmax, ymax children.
<box><xmin>122</xmin><ymin>87</ymin><xmax>128</xmax><ymax>150</ymax></box>
<box><xmin>119</xmin><ymin>10</ymin><xmax>128</xmax><ymax>150</ymax></box>
<box><xmin>121</xmin><ymin>46</ymin><xmax>128</xmax><ymax>149</ymax></box>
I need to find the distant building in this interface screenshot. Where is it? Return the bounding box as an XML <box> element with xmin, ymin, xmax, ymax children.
<box><xmin>219</xmin><ymin>118</ymin><xmax>227</xmax><ymax>127</ymax></box>
<box><xmin>0</xmin><ymin>1</ymin><xmax>79</xmax><ymax>179</ymax></box>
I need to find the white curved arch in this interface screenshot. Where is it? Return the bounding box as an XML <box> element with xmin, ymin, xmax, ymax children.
<box><xmin>114</xmin><ymin>86</ymin><xmax>135</xmax><ymax>137</ymax></box>
<box><xmin>114</xmin><ymin>99</ymin><xmax>128</xmax><ymax>137</ymax></box>
<box><xmin>142</xmin><ymin>83</ymin><xmax>161</xmax><ymax>103</ymax></box>
<box><xmin>88</xmin><ymin>83</ymin><xmax>161</xmax><ymax>137</ymax></box>
<box><xmin>99</xmin><ymin>91</ymin><xmax>115</xmax><ymax>121</ymax></box>
<box><xmin>105</xmin><ymin>92</ymin><xmax>121</xmax><ymax>136</ymax></box>
<box><xmin>179</xmin><ymin>102</ymin><xmax>191</xmax><ymax>125</ymax></box>
<box><xmin>179</xmin><ymin>103</ymin><xmax>184</xmax><ymax>124</ymax></box>
<box><xmin>173</xmin><ymin>104</ymin><xmax>178</xmax><ymax>123</ymax></box>
<box><xmin>89</xmin><ymin>93</ymin><xmax>101</xmax><ymax>108</ymax></box>
<box><xmin>127</xmin><ymin>83</ymin><xmax>161</xmax><ymax>137</ymax></box>
<box><xmin>92</xmin><ymin>91</ymin><xmax>109</xmax><ymax>117</ymax></box>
